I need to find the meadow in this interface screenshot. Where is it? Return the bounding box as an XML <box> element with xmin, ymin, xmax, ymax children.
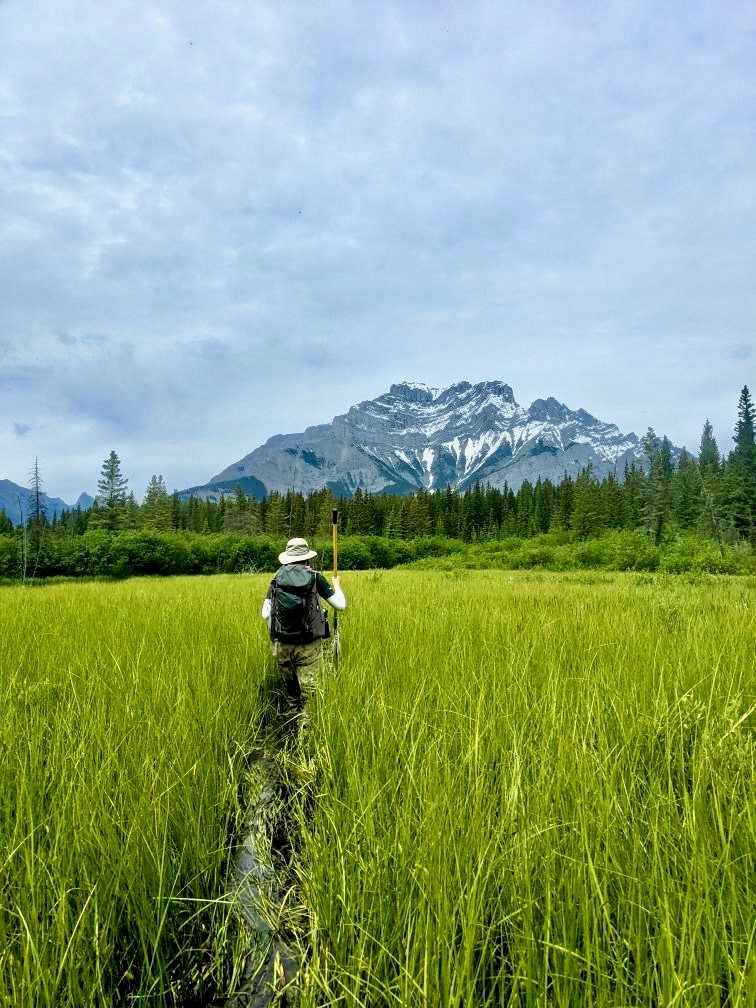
<box><xmin>0</xmin><ymin>570</ymin><xmax>753</xmax><ymax>1006</ymax></box>
<box><xmin>0</xmin><ymin>577</ymin><xmax>269</xmax><ymax>1006</ymax></box>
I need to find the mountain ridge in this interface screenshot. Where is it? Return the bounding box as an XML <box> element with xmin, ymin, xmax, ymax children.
<box><xmin>186</xmin><ymin>380</ymin><xmax>673</xmax><ymax>501</ymax></box>
<box><xmin>0</xmin><ymin>481</ymin><xmax>93</xmax><ymax>526</ymax></box>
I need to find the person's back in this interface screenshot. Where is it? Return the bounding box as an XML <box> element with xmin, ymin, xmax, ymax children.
<box><xmin>261</xmin><ymin>537</ymin><xmax>345</xmax><ymax>733</ymax></box>
<box><xmin>268</xmin><ymin>562</ymin><xmax>330</xmax><ymax>645</ymax></box>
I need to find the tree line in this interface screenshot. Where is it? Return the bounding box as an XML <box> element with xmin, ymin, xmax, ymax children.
<box><xmin>2</xmin><ymin>387</ymin><xmax>753</xmax><ymax>574</ymax></box>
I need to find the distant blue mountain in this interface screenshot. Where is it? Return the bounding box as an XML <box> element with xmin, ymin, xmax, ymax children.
<box><xmin>175</xmin><ymin>475</ymin><xmax>267</xmax><ymax>504</ymax></box>
<box><xmin>0</xmin><ymin>480</ymin><xmax>93</xmax><ymax>527</ymax></box>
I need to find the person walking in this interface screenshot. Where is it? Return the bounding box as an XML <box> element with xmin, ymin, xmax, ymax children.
<box><xmin>261</xmin><ymin>537</ymin><xmax>346</xmax><ymax>733</ymax></box>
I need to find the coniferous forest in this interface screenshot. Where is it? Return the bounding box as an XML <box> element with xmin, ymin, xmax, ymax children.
<box><xmin>1</xmin><ymin>387</ymin><xmax>754</xmax><ymax>580</ymax></box>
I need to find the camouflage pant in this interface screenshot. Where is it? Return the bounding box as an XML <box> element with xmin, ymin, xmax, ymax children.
<box><xmin>270</xmin><ymin>639</ymin><xmax>323</xmax><ymax>733</ymax></box>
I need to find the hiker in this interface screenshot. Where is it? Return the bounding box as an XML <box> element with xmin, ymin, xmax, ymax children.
<box><xmin>261</xmin><ymin>537</ymin><xmax>346</xmax><ymax>732</ymax></box>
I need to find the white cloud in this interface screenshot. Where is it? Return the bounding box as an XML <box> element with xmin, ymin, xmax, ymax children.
<box><xmin>0</xmin><ymin>0</ymin><xmax>753</xmax><ymax>499</ymax></box>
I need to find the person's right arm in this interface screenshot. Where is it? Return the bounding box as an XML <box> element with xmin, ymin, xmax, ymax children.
<box><xmin>326</xmin><ymin>575</ymin><xmax>346</xmax><ymax>610</ymax></box>
<box><xmin>316</xmin><ymin>572</ymin><xmax>346</xmax><ymax>610</ymax></box>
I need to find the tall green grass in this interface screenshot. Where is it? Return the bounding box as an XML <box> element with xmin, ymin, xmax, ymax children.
<box><xmin>302</xmin><ymin>571</ymin><xmax>755</xmax><ymax>1006</ymax></box>
<box><xmin>0</xmin><ymin>576</ymin><xmax>270</xmax><ymax>1007</ymax></box>
<box><xmin>2</xmin><ymin>571</ymin><xmax>753</xmax><ymax>1006</ymax></box>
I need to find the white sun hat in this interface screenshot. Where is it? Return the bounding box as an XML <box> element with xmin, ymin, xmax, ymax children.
<box><xmin>278</xmin><ymin>537</ymin><xmax>318</xmax><ymax>564</ymax></box>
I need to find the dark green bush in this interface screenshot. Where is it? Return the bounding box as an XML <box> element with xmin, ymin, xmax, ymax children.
<box><xmin>660</xmin><ymin>535</ymin><xmax>741</xmax><ymax>574</ymax></box>
<box><xmin>0</xmin><ymin>529</ymin><xmax>750</xmax><ymax>582</ymax></box>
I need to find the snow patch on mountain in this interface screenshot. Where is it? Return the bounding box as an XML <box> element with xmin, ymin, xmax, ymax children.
<box><xmin>187</xmin><ymin>380</ymin><xmax>676</xmax><ymax>499</ymax></box>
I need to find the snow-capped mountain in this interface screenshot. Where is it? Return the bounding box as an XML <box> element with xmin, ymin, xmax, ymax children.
<box><xmin>187</xmin><ymin>380</ymin><xmax>667</xmax><ymax>500</ymax></box>
<box><xmin>0</xmin><ymin>481</ymin><xmax>93</xmax><ymax>526</ymax></box>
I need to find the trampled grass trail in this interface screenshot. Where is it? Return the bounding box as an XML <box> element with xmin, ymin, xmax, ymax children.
<box><xmin>0</xmin><ymin>570</ymin><xmax>753</xmax><ymax>1006</ymax></box>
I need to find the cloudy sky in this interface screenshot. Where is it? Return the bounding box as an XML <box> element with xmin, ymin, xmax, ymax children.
<box><xmin>1</xmin><ymin>0</ymin><xmax>754</xmax><ymax>501</ymax></box>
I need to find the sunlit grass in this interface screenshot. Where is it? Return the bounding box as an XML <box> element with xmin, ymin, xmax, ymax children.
<box><xmin>0</xmin><ymin>576</ymin><xmax>270</xmax><ymax>1007</ymax></box>
<box><xmin>1</xmin><ymin>571</ymin><xmax>753</xmax><ymax>1006</ymax></box>
<box><xmin>301</xmin><ymin>571</ymin><xmax>755</xmax><ymax>1007</ymax></box>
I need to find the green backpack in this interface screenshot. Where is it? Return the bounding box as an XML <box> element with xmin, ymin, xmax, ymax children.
<box><xmin>269</xmin><ymin>565</ymin><xmax>329</xmax><ymax>645</ymax></box>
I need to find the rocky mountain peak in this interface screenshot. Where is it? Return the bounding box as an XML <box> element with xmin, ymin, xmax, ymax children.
<box><xmin>528</xmin><ymin>397</ymin><xmax>573</xmax><ymax>422</ymax></box>
<box><xmin>435</xmin><ymin>380</ymin><xmax>472</xmax><ymax>401</ymax></box>
<box><xmin>185</xmin><ymin>379</ymin><xmax>672</xmax><ymax>502</ymax></box>
<box><xmin>388</xmin><ymin>382</ymin><xmax>439</xmax><ymax>403</ymax></box>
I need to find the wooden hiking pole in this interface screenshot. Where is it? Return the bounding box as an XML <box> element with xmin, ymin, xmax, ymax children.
<box><xmin>331</xmin><ymin>508</ymin><xmax>341</xmax><ymax>664</ymax></box>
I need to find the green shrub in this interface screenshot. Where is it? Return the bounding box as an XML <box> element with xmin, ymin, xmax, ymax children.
<box><xmin>660</xmin><ymin>534</ymin><xmax>740</xmax><ymax>574</ymax></box>
<box><xmin>572</xmin><ymin>538</ymin><xmax>609</xmax><ymax>567</ymax></box>
<box><xmin>510</xmin><ymin>543</ymin><xmax>557</xmax><ymax>568</ymax></box>
<box><xmin>0</xmin><ymin>528</ymin><xmax>750</xmax><ymax>582</ymax></box>
<box><xmin>602</xmin><ymin>530</ymin><xmax>660</xmax><ymax>571</ymax></box>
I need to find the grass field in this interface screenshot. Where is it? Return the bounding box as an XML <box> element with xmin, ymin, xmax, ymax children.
<box><xmin>1</xmin><ymin>570</ymin><xmax>754</xmax><ymax>1006</ymax></box>
<box><xmin>0</xmin><ymin>577</ymin><xmax>271</xmax><ymax>1006</ymax></box>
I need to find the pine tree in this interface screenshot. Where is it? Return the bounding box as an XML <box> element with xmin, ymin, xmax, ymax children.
<box><xmin>247</xmin><ymin>497</ymin><xmax>262</xmax><ymax>535</ymax></box>
<box><xmin>383</xmin><ymin>507</ymin><xmax>398</xmax><ymax>539</ymax></box>
<box><xmin>223</xmin><ymin>485</ymin><xmax>249</xmax><ymax>532</ymax></box>
<box><xmin>553</xmin><ymin>474</ymin><xmax>574</xmax><ymax>530</ymax></box>
<box><xmin>69</xmin><ymin>504</ymin><xmax>88</xmax><ymax>535</ymax></box>
<box><xmin>532</xmin><ymin>479</ymin><xmax>551</xmax><ymax>534</ymax></box>
<box><xmin>698</xmin><ymin>419</ymin><xmax>721</xmax><ymax>475</ymax></box>
<box><xmin>463</xmin><ymin>484</ymin><xmax>487</xmax><ymax>541</ymax></box>
<box><xmin>734</xmin><ymin>385</ymin><xmax>755</xmax><ymax>459</ymax></box>
<box><xmin>397</xmin><ymin>499</ymin><xmax>412</xmax><ymax>539</ymax></box>
<box><xmin>603</xmin><ymin>471</ymin><xmax>624</xmax><ymax>529</ymax></box>
<box><xmin>694</xmin><ymin>419</ymin><xmax>725</xmax><ymax>544</ymax></box>
<box><xmin>501</xmin><ymin>487</ymin><xmax>518</xmax><ymax>535</ymax></box>
<box><xmin>658</xmin><ymin>436</ymin><xmax>674</xmax><ymax>479</ymax></box>
<box><xmin>264</xmin><ymin>492</ymin><xmax>285</xmax><ymax>536</ymax></box>
<box><xmin>642</xmin><ymin>427</ymin><xmax>660</xmax><ymax>470</ymax></box>
<box><xmin>143</xmin><ymin>475</ymin><xmax>172</xmax><ymax>530</ymax></box>
<box><xmin>726</xmin><ymin>385</ymin><xmax>756</xmax><ymax>540</ymax></box>
<box><xmin>348</xmin><ymin>489</ymin><xmax>368</xmax><ymax>534</ymax></box>
<box><xmin>171</xmin><ymin>492</ymin><xmax>186</xmax><ymax>530</ymax></box>
<box><xmin>617</xmin><ymin>463</ymin><xmax>638</xmax><ymax>528</ymax></box>
<box><xmin>412</xmin><ymin>490</ymin><xmax>431</xmax><ymax>536</ymax></box>
<box><xmin>125</xmin><ymin>492</ymin><xmax>141</xmax><ymax>529</ymax></box>
<box><xmin>516</xmin><ymin>481</ymin><xmax>535</xmax><ymax>536</ymax></box>
<box><xmin>284</xmin><ymin>490</ymin><xmax>306</xmax><ymax>538</ymax></box>
<box><xmin>571</xmin><ymin>466</ymin><xmax>603</xmax><ymax>539</ymax></box>
<box><xmin>363</xmin><ymin>492</ymin><xmax>381</xmax><ymax>536</ymax></box>
<box><xmin>24</xmin><ymin>458</ymin><xmax>48</xmax><ymax>579</ymax></box>
<box><xmin>641</xmin><ymin>429</ymin><xmax>673</xmax><ymax>544</ymax></box>
<box><xmin>441</xmin><ymin>486</ymin><xmax>460</xmax><ymax>537</ymax></box>
<box><xmin>91</xmin><ymin>451</ymin><xmax>129</xmax><ymax>531</ymax></box>
<box><xmin>28</xmin><ymin>457</ymin><xmax>46</xmax><ymax>533</ymax></box>
<box><xmin>671</xmin><ymin>450</ymin><xmax>702</xmax><ymax>530</ymax></box>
